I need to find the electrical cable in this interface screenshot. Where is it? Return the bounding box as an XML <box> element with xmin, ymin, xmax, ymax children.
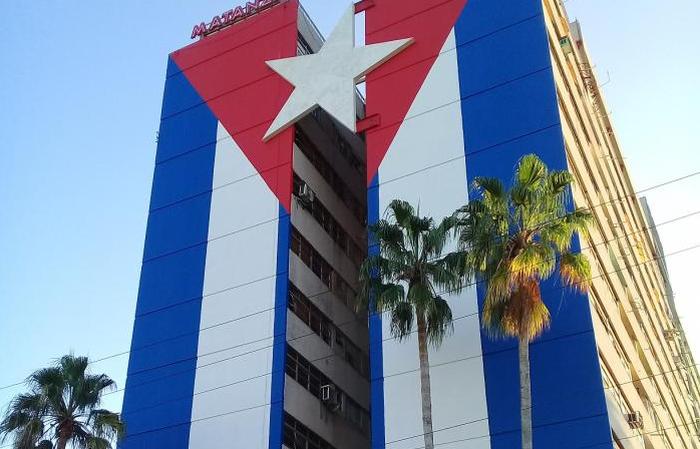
<box><xmin>2</xmin><ymin>244</ymin><xmax>700</xmax><ymax>447</ymax></box>
<box><xmin>8</xmin><ymin>238</ymin><xmax>697</xmax><ymax>444</ymax></box>
<box><xmin>0</xmin><ymin>205</ymin><xmax>698</xmax><ymax>425</ymax></box>
<box><xmin>3</xmin><ymin>163</ymin><xmax>697</xmax><ymax>396</ymax></box>
<box><xmin>99</xmin><ymin>212</ymin><xmax>700</xmax><ymax>405</ymax></box>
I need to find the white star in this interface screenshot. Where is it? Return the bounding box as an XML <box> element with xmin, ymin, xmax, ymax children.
<box><xmin>263</xmin><ymin>5</ymin><xmax>413</xmax><ymax>141</ymax></box>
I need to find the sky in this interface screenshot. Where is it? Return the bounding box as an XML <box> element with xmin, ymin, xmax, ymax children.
<box><xmin>1</xmin><ymin>0</ymin><xmax>698</xmax><ymax>416</ymax></box>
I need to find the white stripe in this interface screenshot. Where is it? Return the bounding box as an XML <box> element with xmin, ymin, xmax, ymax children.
<box><xmin>377</xmin><ymin>30</ymin><xmax>491</xmax><ymax>449</ymax></box>
<box><xmin>188</xmin><ymin>123</ymin><xmax>280</xmax><ymax>449</ymax></box>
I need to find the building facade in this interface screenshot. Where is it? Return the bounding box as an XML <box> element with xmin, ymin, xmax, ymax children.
<box><xmin>120</xmin><ymin>1</ymin><xmax>700</xmax><ymax>449</ymax></box>
<box><xmin>547</xmin><ymin>3</ymin><xmax>700</xmax><ymax>447</ymax></box>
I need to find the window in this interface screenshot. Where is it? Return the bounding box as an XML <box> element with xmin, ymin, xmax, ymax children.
<box><xmin>284</xmin><ymin>413</ymin><xmax>336</xmax><ymax>449</ymax></box>
<box><xmin>285</xmin><ymin>346</ymin><xmax>371</xmax><ymax>436</ymax></box>
<box><xmin>288</xmin><ymin>283</ymin><xmax>369</xmax><ymax>378</ymax></box>
<box><xmin>297</xmin><ymin>34</ymin><xmax>314</xmax><ymax>56</ymax></box>
<box><xmin>290</xmin><ymin>227</ymin><xmax>361</xmax><ymax>312</ymax></box>
<box><xmin>295</xmin><ymin>128</ymin><xmax>366</xmax><ymax>225</ymax></box>
<box><xmin>293</xmin><ymin>174</ymin><xmax>365</xmax><ymax>267</ymax></box>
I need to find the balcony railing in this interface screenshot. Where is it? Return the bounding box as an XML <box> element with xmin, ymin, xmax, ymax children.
<box><xmin>288</xmin><ymin>282</ymin><xmax>369</xmax><ymax>379</ymax></box>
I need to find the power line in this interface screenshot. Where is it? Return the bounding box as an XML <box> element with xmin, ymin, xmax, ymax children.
<box><xmin>2</xmin><ymin>185</ymin><xmax>699</xmax><ymax>449</ymax></box>
<box><xmin>95</xmin><ymin>241</ymin><xmax>700</xmax><ymax>430</ymax></box>
<box><xmin>395</xmin><ymin>412</ymin><xmax>700</xmax><ymax>449</ymax></box>
<box><xmin>1</xmin><ymin>203</ymin><xmax>698</xmax><ymax>408</ymax></box>
<box><xmin>86</xmin><ymin>216</ymin><xmax>700</xmax><ymax>401</ymax></box>
<box><xmin>572</xmin><ymin>416</ymin><xmax>700</xmax><ymax>449</ymax></box>
<box><xmin>2</xmin><ymin>243</ymin><xmax>700</xmax><ymax>447</ymax></box>
<box><xmin>78</xmin><ymin>209</ymin><xmax>700</xmax><ymax>380</ymax></box>
<box><xmin>6</xmin><ymin>237</ymin><xmax>698</xmax><ymax>442</ymax></box>
<box><xmin>3</xmin><ymin>385</ymin><xmax>699</xmax><ymax>449</ymax></box>
<box><xmin>3</xmin><ymin>163</ymin><xmax>697</xmax><ymax>396</ymax></box>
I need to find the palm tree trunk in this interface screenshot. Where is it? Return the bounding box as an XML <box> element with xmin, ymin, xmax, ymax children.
<box><xmin>56</xmin><ymin>422</ymin><xmax>72</xmax><ymax>449</ymax></box>
<box><xmin>519</xmin><ymin>336</ymin><xmax>533</xmax><ymax>449</ymax></box>
<box><xmin>417</xmin><ymin>316</ymin><xmax>434</xmax><ymax>449</ymax></box>
<box><xmin>56</xmin><ymin>434</ymin><xmax>69</xmax><ymax>449</ymax></box>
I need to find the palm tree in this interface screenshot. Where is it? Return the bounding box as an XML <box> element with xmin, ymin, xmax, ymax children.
<box><xmin>358</xmin><ymin>200</ymin><xmax>463</xmax><ymax>449</ymax></box>
<box><xmin>0</xmin><ymin>355</ymin><xmax>124</xmax><ymax>449</ymax></box>
<box><xmin>455</xmin><ymin>154</ymin><xmax>592</xmax><ymax>449</ymax></box>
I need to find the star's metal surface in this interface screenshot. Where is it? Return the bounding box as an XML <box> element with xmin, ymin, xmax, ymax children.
<box><xmin>263</xmin><ymin>5</ymin><xmax>413</xmax><ymax>141</ymax></box>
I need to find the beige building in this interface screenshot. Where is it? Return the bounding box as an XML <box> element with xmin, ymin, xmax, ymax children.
<box><xmin>545</xmin><ymin>1</ymin><xmax>700</xmax><ymax>447</ymax></box>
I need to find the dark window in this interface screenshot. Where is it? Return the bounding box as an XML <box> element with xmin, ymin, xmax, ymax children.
<box><xmin>285</xmin><ymin>346</ymin><xmax>371</xmax><ymax>436</ymax></box>
<box><xmin>284</xmin><ymin>413</ymin><xmax>336</xmax><ymax>449</ymax></box>
<box><xmin>294</xmin><ymin>128</ymin><xmax>366</xmax><ymax>225</ymax></box>
<box><xmin>297</xmin><ymin>34</ymin><xmax>314</xmax><ymax>56</ymax></box>
<box><xmin>289</xmin><ymin>227</ymin><xmax>361</xmax><ymax>312</ymax></box>
<box><xmin>293</xmin><ymin>173</ymin><xmax>365</xmax><ymax>267</ymax></box>
<box><xmin>288</xmin><ymin>283</ymin><xmax>369</xmax><ymax>378</ymax></box>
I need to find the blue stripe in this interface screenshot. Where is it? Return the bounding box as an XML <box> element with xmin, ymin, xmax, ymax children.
<box><xmin>454</xmin><ymin>1</ymin><xmax>612</xmax><ymax>448</ymax></box>
<box><xmin>120</xmin><ymin>57</ymin><xmax>218</xmax><ymax>449</ymax></box>
<box><xmin>269</xmin><ymin>206</ymin><xmax>291</xmax><ymax>449</ymax></box>
<box><xmin>367</xmin><ymin>174</ymin><xmax>385</xmax><ymax>449</ymax></box>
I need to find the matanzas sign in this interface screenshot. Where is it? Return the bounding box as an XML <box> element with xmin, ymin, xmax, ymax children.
<box><xmin>191</xmin><ymin>0</ymin><xmax>281</xmax><ymax>39</ymax></box>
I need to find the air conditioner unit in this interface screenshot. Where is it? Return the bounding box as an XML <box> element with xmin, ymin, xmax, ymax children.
<box><xmin>559</xmin><ymin>36</ymin><xmax>574</xmax><ymax>56</ymax></box>
<box><xmin>664</xmin><ymin>329</ymin><xmax>681</xmax><ymax>340</ymax></box>
<box><xmin>297</xmin><ymin>182</ymin><xmax>315</xmax><ymax>208</ymax></box>
<box><xmin>320</xmin><ymin>384</ymin><xmax>342</xmax><ymax>411</ymax></box>
<box><xmin>674</xmin><ymin>355</ymin><xmax>687</xmax><ymax>368</ymax></box>
<box><xmin>631</xmin><ymin>299</ymin><xmax>644</xmax><ymax>311</ymax></box>
<box><xmin>626</xmin><ymin>411</ymin><xmax>644</xmax><ymax>430</ymax></box>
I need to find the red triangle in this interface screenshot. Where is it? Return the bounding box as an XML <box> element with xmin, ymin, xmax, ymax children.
<box><xmin>365</xmin><ymin>0</ymin><xmax>468</xmax><ymax>185</ymax></box>
<box><xmin>171</xmin><ymin>1</ymin><xmax>299</xmax><ymax>211</ymax></box>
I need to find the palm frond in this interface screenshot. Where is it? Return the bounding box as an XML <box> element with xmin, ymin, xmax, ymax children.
<box><xmin>369</xmin><ymin>219</ymin><xmax>405</xmax><ymax>255</ymax></box>
<box><xmin>509</xmin><ymin>243</ymin><xmax>556</xmax><ymax>282</ymax></box>
<box><xmin>27</xmin><ymin>369</ymin><xmax>63</xmax><ymax>396</ymax></box>
<box><xmin>564</xmin><ymin>209</ymin><xmax>593</xmax><ymax>236</ymax></box>
<box><xmin>73</xmin><ymin>375</ymin><xmax>115</xmax><ymax>412</ymax></box>
<box><xmin>60</xmin><ymin>355</ymin><xmax>89</xmax><ymax>386</ymax></box>
<box><xmin>456</xmin><ymin>153</ymin><xmax>593</xmax><ymax>345</ymax></box>
<box><xmin>425</xmin><ymin>297</ymin><xmax>454</xmax><ymax>347</ymax></box>
<box><xmin>0</xmin><ymin>356</ymin><xmax>124</xmax><ymax>449</ymax></box>
<box><xmin>559</xmin><ymin>252</ymin><xmax>592</xmax><ymax>292</ymax></box>
<box><xmin>84</xmin><ymin>436</ymin><xmax>111</xmax><ymax>449</ymax></box>
<box><xmin>386</xmin><ymin>199</ymin><xmax>415</xmax><ymax>224</ymax></box>
<box><xmin>407</xmin><ymin>283</ymin><xmax>435</xmax><ymax>314</ymax></box>
<box><xmin>389</xmin><ymin>301</ymin><xmax>415</xmax><ymax>341</ymax></box>
<box><xmin>484</xmin><ymin>261</ymin><xmax>514</xmax><ymax>307</ymax></box>
<box><xmin>374</xmin><ymin>283</ymin><xmax>406</xmax><ymax>314</ymax></box>
<box><xmin>547</xmin><ymin>170</ymin><xmax>574</xmax><ymax>195</ymax></box>
<box><xmin>360</xmin><ymin>200</ymin><xmax>458</xmax><ymax>349</ymax></box>
<box><xmin>426</xmin><ymin>251</ymin><xmax>467</xmax><ymax>294</ymax></box>
<box><xmin>473</xmin><ymin>177</ymin><xmax>506</xmax><ymax>202</ymax></box>
<box><xmin>482</xmin><ymin>281</ymin><xmax>551</xmax><ymax>342</ymax></box>
<box><xmin>88</xmin><ymin>410</ymin><xmax>124</xmax><ymax>442</ymax></box>
<box><xmin>515</xmin><ymin>154</ymin><xmax>548</xmax><ymax>190</ymax></box>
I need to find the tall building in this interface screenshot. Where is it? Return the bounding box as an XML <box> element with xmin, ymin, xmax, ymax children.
<box><xmin>547</xmin><ymin>2</ymin><xmax>700</xmax><ymax>447</ymax></box>
<box><xmin>120</xmin><ymin>1</ymin><xmax>700</xmax><ymax>449</ymax></box>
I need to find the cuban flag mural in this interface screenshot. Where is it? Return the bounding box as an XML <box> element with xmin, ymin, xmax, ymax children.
<box><xmin>120</xmin><ymin>0</ymin><xmax>613</xmax><ymax>448</ymax></box>
<box><xmin>365</xmin><ymin>1</ymin><xmax>612</xmax><ymax>449</ymax></box>
<box><xmin>120</xmin><ymin>2</ymin><xmax>298</xmax><ymax>448</ymax></box>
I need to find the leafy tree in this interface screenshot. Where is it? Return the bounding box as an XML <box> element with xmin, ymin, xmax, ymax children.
<box><xmin>456</xmin><ymin>154</ymin><xmax>592</xmax><ymax>449</ymax></box>
<box><xmin>0</xmin><ymin>355</ymin><xmax>124</xmax><ymax>449</ymax></box>
<box><xmin>358</xmin><ymin>200</ymin><xmax>463</xmax><ymax>449</ymax></box>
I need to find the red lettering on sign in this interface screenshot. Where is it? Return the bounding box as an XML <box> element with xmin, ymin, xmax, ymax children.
<box><xmin>246</xmin><ymin>2</ymin><xmax>258</xmax><ymax>14</ymax></box>
<box><xmin>190</xmin><ymin>0</ymin><xmax>282</xmax><ymax>39</ymax></box>
<box><xmin>232</xmin><ymin>6</ymin><xmax>244</xmax><ymax>21</ymax></box>
<box><xmin>191</xmin><ymin>22</ymin><xmax>207</xmax><ymax>39</ymax></box>
<box><xmin>210</xmin><ymin>15</ymin><xmax>222</xmax><ymax>31</ymax></box>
